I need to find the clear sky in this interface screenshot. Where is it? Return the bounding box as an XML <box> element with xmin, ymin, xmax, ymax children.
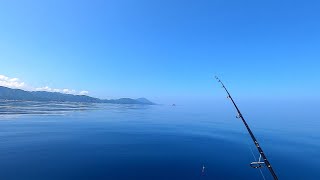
<box><xmin>0</xmin><ymin>0</ymin><xmax>319</xmax><ymax>103</ymax></box>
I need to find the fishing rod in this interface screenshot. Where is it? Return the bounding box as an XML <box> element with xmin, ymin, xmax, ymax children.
<box><xmin>215</xmin><ymin>76</ymin><xmax>278</xmax><ymax>180</ymax></box>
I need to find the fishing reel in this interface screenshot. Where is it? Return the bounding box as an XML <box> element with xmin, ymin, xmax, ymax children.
<box><xmin>250</xmin><ymin>161</ymin><xmax>265</xmax><ymax>168</ymax></box>
<box><xmin>250</xmin><ymin>154</ymin><xmax>265</xmax><ymax>169</ymax></box>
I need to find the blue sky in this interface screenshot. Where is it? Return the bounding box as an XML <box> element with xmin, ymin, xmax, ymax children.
<box><xmin>0</xmin><ymin>0</ymin><xmax>319</xmax><ymax>103</ymax></box>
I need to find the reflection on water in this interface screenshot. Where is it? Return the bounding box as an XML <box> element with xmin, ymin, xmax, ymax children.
<box><xmin>0</xmin><ymin>101</ymin><xmax>153</xmax><ymax>116</ymax></box>
<box><xmin>0</xmin><ymin>100</ymin><xmax>100</xmax><ymax>115</ymax></box>
<box><xmin>0</xmin><ymin>100</ymin><xmax>319</xmax><ymax>179</ymax></box>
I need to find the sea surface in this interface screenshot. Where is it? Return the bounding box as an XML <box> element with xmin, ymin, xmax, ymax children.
<box><xmin>0</xmin><ymin>100</ymin><xmax>319</xmax><ymax>180</ymax></box>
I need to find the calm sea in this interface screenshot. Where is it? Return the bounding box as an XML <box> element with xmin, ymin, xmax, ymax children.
<box><xmin>0</xmin><ymin>100</ymin><xmax>319</xmax><ymax>180</ymax></box>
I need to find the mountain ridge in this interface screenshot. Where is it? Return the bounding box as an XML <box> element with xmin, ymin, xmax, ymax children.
<box><xmin>0</xmin><ymin>86</ymin><xmax>154</xmax><ymax>105</ymax></box>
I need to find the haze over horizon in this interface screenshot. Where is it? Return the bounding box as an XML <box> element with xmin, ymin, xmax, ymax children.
<box><xmin>1</xmin><ymin>0</ymin><xmax>319</xmax><ymax>104</ymax></box>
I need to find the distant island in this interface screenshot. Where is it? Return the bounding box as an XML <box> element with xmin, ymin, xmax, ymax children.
<box><xmin>0</xmin><ymin>86</ymin><xmax>154</xmax><ymax>105</ymax></box>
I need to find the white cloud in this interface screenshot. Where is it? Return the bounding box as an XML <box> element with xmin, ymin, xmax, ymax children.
<box><xmin>36</xmin><ymin>86</ymin><xmax>83</xmax><ymax>95</ymax></box>
<box><xmin>0</xmin><ymin>74</ymin><xmax>89</xmax><ymax>95</ymax></box>
<box><xmin>79</xmin><ymin>91</ymin><xmax>89</xmax><ymax>95</ymax></box>
<box><xmin>0</xmin><ymin>75</ymin><xmax>27</xmax><ymax>89</ymax></box>
<box><xmin>35</xmin><ymin>86</ymin><xmax>52</xmax><ymax>91</ymax></box>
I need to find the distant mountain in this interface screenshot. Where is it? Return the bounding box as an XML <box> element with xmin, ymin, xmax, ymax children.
<box><xmin>135</xmin><ymin>98</ymin><xmax>154</xmax><ymax>104</ymax></box>
<box><xmin>0</xmin><ymin>86</ymin><xmax>154</xmax><ymax>105</ymax></box>
<box><xmin>102</xmin><ymin>98</ymin><xmax>154</xmax><ymax>105</ymax></box>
